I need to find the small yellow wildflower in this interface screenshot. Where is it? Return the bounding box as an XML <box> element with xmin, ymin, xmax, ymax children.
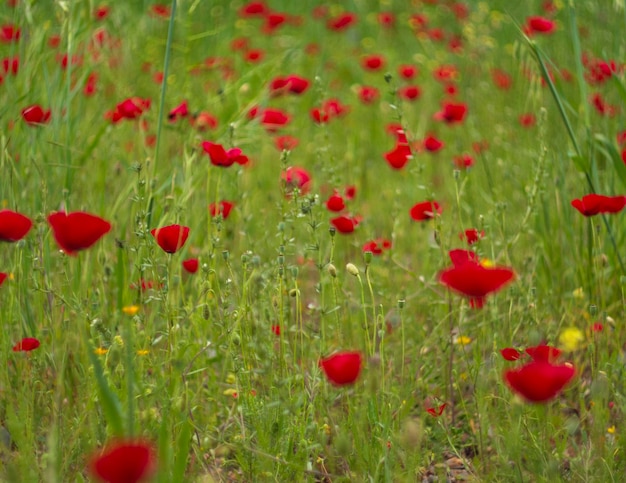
<box><xmin>223</xmin><ymin>388</ymin><xmax>238</xmax><ymax>397</ymax></box>
<box><xmin>455</xmin><ymin>335</ymin><xmax>472</xmax><ymax>346</ymax></box>
<box><xmin>607</xmin><ymin>425</ymin><xmax>616</xmax><ymax>434</ymax></box>
<box><xmin>479</xmin><ymin>258</ymin><xmax>494</xmax><ymax>268</ymax></box>
<box><xmin>559</xmin><ymin>327</ymin><xmax>585</xmax><ymax>352</ymax></box>
<box><xmin>226</xmin><ymin>373</ymin><xmax>236</xmax><ymax>384</ymax></box>
<box><xmin>122</xmin><ymin>305</ymin><xmax>140</xmax><ymax>316</ymax></box>
<box><xmin>94</xmin><ymin>347</ymin><xmax>108</xmax><ymax>355</ymax></box>
<box><xmin>8</xmin><ymin>273</ymin><xmax>14</xmax><ymax>281</ymax></box>
<box><xmin>136</xmin><ymin>349</ymin><xmax>149</xmax><ymax>356</ymax></box>
<box><xmin>573</xmin><ymin>287</ymin><xmax>584</xmax><ymax>299</ymax></box>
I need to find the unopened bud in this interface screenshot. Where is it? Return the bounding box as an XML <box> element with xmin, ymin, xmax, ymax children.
<box><xmin>346</xmin><ymin>263</ymin><xmax>359</xmax><ymax>276</ymax></box>
<box><xmin>363</xmin><ymin>251</ymin><xmax>373</xmax><ymax>265</ymax></box>
<box><xmin>327</xmin><ymin>263</ymin><xmax>337</xmax><ymax>278</ymax></box>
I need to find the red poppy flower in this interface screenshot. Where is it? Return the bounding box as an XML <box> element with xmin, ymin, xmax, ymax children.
<box><xmin>426</xmin><ymin>403</ymin><xmax>447</xmax><ymax>417</ymax></box>
<box><xmin>330</xmin><ymin>215</ymin><xmax>360</xmax><ymax>234</ymax></box>
<box><xmin>398</xmin><ymin>85</ymin><xmax>421</xmax><ymax>101</ymax></box>
<box><xmin>459</xmin><ymin>228</ymin><xmax>484</xmax><ymax>245</ymax></box>
<box><xmin>274</xmin><ymin>135</ymin><xmax>299</xmax><ymax>151</ymax></box>
<box><xmin>0</xmin><ymin>273</ymin><xmax>6</xmax><ymax>287</ymax></box>
<box><xmin>525</xmin><ymin>344</ymin><xmax>561</xmax><ymax>363</ymax></box>
<box><xmin>12</xmin><ymin>337</ymin><xmax>40</xmax><ymax>352</ymax></box>
<box><xmin>519</xmin><ymin>113</ymin><xmax>536</xmax><ymax>127</ymax></box>
<box><xmin>84</xmin><ymin>72</ymin><xmax>98</xmax><ymax>96</ymax></box>
<box><xmin>47</xmin><ymin>212</ymin><xmax>111</xmax><ymax>256</ymax></box>
<box><xmin>269</xmin><ymin>75</ymin><xmax>310</xmax><ymax>95</ymax></box>
<box><xmin>453</xmin><ymin>153</ymin><xmax>474</xmax><ymax>169</ymax></box>
<box><xmin>89</xmin><ymin>439</ymin><xmax>155</xmax><ymax>483</ymax></box>
<box><xmin>361</xmin><ymin>54</ymin><xmax>385</xmax><ymax>71</ymax></box>
<box><xmin>282</xmin><ymin>166</ymin><xmax>311</xmax><ymax>195</ymax></box>
<box><xmin>439</xmin><ymin>261</ymin><xmax>515</xmax><ymax>308</ymax></box>
<box><xmin>0</xmin><ymin>25</ymin><xmax>20</xmax><ymax>43</ymax></box>
<box><xmin>326</xmin><ymin>12</ymin><xmax>357</xmax><ymax>31</ymax></box>
<box><xmin>150</xmin><ymin>224</ymin><xmax>189</xmax><ymax>254</ymax></box>
<box><xmin>168</xmin><ymin>100</ymin><xmax>189</xmax><ymax>122</ymax></box>
<box><xmin>434</xmin><ymin>101</ymin><xmax>467</xmax><ymax>124</ymax></box>
<box><xmin>22</xmin><ymin>105</ymin><xmax>51</xmax><ymax>125</ymax></box>
<box><xmin>319</xmin><ymin>351</ymin><xmax>362</xmax><ymax>386</ymax></box>
<box><xmin>182</xmin><ymin>258</ymin><xmax>199</xmax><ymax>274</ymax></box>
<box><xmin>491</xmin><ymin>68</ymin><xmax>512</xmax><ymax>90</ymax></box>
<box><xmin>398</xmin><ymin>64</ymin><xmax>417</xmax><ymax>79</ymax></box>
<box><xmin>524</xmin><ymin>16</ymin><xmax>556</xmax><ymax>35</ymax></box>
<box><xmin>239</xmin><ymin>1</ymin><xmax>269</xmax><ymax>17</ymax></box>
<box><xmin>500</xmin><ymin>348</ymin><xmax>522</xmax><ymax>361</ymax></box>
<box><xmin>423</xmin><ymin>134</ymin><xmax>444</xmax><ymax>152</ymax></box>
<box><xmin>326</xmin><ymin>193</ymin><xmax>345</xmax><ymax>212</ymax></box>
<box><xmin>590</xmin><ymin>93</ymin><xmax>618</xmax><ymax>117</ymax></box>
<box><xmin>358</xmin><ymin>85</ymin><xmax>379</xmax><ymax>104</ymax></box>
<box><xmin>2</xmin><ymin>56</ymin><xmax>19</xmax><ymax>75</ymax></box>
<box><xmin>260</xmin><ymin>108</ymin><xmax>290</xmax><ymax>131</ymax></box>
<box><xmin>385</xmin><ymin>142</ymin><xmax>412</xmax><ymax>170</ymax></box>
<box><xmin>409</xmin><ymin>201</ymin><xmax>441</xmax><ymax>221</ymax></box>
<box><xmin>433</xmin><ymin>65</ymin><xmax>458</xmax><ymax>83</ymax></box>
<box><xmin>344</xmin><ymin>185</ymin><xmax>356</xmax><ymax>200</ymax></box>
<box><xmin>150</xmin><ymin>4</ymin><xmax>170</xmax><ymax>18</ymax></box>
<box><xmin>190</xmin><ymin>112</ymin><xmax>218</xmax><ymax>131</ymax></box>
<box><xmin>209</xmin><ymin>201</ymin><xmax>234</xmax><ymax>219</ymax></box>
<box><xmin>262</xmin><ymin>12</ymin><xmax>289</xmax><ymax>34</ymax></box>
<box><xmin>377</xmin><ymin>12</ymin><xmax>395</xmax><ymax>28</ymax></box>
<box><xmin>244</xmin><ymin>49</ymin><xmax>264</xmax><ymax>63</ymax></box>
<box><xmin>94</xmin><ymin>5</ymin><xmax>110</xmax><ymax>20</ymax></box>
<box><xmin>0</xmin><ymin>209</ymin><xmax>33</xmax><ymax>242</ymax></box>
<box><xmin>362</xmin><ymin>238</ymin><xmax>392</xmax><ymax>255</ymax></box>
<box><xmin>201</xmin><ymin>142</ymin><xmax>249</xmax><ymax>167</ymax></box>
<box><xmin>110</xmin><ymin>97</ymin><xmax>150</xmax><ymax>122</ymax></box>
<box><xmin>448</xmin><ymin>249</ymin><xmax>478</xmax><ymax>267</ymax></box>
<box><xmin>271</xmin><ymin>325</ymin><xmax>281</xmax><ymax>336</ymax></box>
<box><xmin>504</xmin><ymin>361</ymin><xmax>575</xmax><ymax>403</ymax></box>
<box><xmin>571</xmin><ymin>194</ymin><xmax>626</xmax><ymax>216</ymax></box>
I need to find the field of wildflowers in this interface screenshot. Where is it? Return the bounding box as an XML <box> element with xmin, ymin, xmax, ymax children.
<box><xmin>1</xmin><ymin>0</ymin><xmax>626</xmax><ymax>481</ymax></box>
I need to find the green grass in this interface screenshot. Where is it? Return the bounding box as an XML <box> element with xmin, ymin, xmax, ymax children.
<box><xmin>0</xmin><ymin>0</ymin><xmax>625</xmax><ymax>481</ymax></box>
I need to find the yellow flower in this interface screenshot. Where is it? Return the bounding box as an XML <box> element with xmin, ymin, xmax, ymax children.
<box><xmin>136</xmin><ymin>349</ymin><xmax>149</xmax><ymax>356</ymax></box>
<box><xmin>573</xmin><ymin>287</ymin><xmax>584</xmax><ymax>299</ymax></box>
<box><xmin>608</xmin><ymin>425</ymin><xmax>616</xmax><ymax>434</ymax></box>
<box><xmin>94</xmin><ymin>347</ymin><xmax>108</xmax><ymax>355</ymax></box>
<box><xmin>226</xmin><ymin>373</ymin><xmax>237</xmax><ymax>384</ymax></box>
<box><xmin>122</xmin><ymin>305</ymin><xmax>140</xmax><ymax>316</ymax></box>
<box><xmin>455</xmin><ymin>335</ymin><xmax>472</xmax><ymax>346</ymax></box>
<box><xmin>479</xmin><ymin>258</ymin><xmax>494</xmax><ymax>268</ymax></box>
<box><xmin>559</xmin><ymin>327</ymin><xmax>585</xmax><ymax>352</ymax></box>
<box><xmin>223</xmin><ymin>388</ymin><xmax>238</xmax><ymax>397</ymax></box>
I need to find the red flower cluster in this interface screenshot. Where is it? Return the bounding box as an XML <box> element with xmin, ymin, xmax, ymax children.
<box><xmin>269</xmin><ymin>74</ymin><xmax>310</xmax><ymax>95</ymax></box>
<box><xmin>523</xmin><ymin>16</ymin><xmax>556</xmax><ymax>36</ymax></box>
<box><xmin>310</xmin><ymin>98</ymin><xmax>349</xmax><ymax>124</ymax></box>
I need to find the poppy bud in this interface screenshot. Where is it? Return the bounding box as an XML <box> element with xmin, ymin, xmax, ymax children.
<box><xmin>346</xmin><ymin>263</ymin><xmax>359</xmax><ymax>276</ymax></box>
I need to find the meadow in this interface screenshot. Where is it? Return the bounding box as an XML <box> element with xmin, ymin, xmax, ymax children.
<box><xmin>0</xmin><ymin>0</ymin><xmax>625</xmax><ymax>481</ymax></box>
